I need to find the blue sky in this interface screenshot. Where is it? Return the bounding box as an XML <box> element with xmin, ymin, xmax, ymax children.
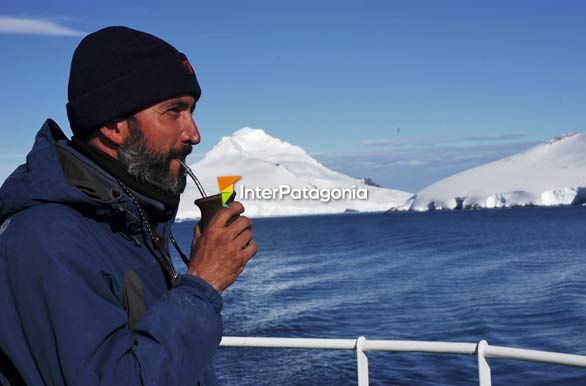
<box><xmin>1</xmin><ymin>0</ymin><xmax>585</xmax><ymax>191</ymax></box>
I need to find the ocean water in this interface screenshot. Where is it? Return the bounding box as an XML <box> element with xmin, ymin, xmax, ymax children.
<box><xmin>171</xmin><ymin>207</ymin><xmax>586</xmax><ymax>385</ymax></box>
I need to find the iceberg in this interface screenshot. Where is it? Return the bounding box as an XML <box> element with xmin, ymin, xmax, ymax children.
<box><xmin>402</xmin><ymin>133</ymin><xmax>586</xmax><ymax>211</ymax></box>
<box><xmin>177</xmin><ymin>128</ymin><xmax>411</xmax><ymax>220</ymax></box>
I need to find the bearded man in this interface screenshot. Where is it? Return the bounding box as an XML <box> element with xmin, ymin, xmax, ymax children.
<box><xmin>0</xmin><ymin>26</ymin><xmax>256</xmax><ymax>386</ymax></box>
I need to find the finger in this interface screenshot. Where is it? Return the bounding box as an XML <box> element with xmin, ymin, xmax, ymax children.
<box><xmin>227</xmin><ymin>216</ymin><xmax>253</xmax><ymax>239</ymax></box>
<box><xmin>236</xmin><ymin>245</ymin><xmax>255</xmax><ymax>271</ymax></box>
<box><xmin>234</xmin><ymin>229</ymin><xmax>253</xmax><ymax>249</ymax></box>
<box><xmin>240</xmin><ymin>239</ymin><xmax>257</xmax><ymax>259</ymax></box>
<box><xmin>210</xmin><ymin>201</ymin><xmax>245</xmax><ymax>228</ymax></box>
<box><xmin>225</xmin><ymin>213</ymin><xmax>240</xmax><ymax>226</ymax></box>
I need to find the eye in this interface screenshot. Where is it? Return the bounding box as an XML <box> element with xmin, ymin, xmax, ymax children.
<box><xmin>165</xmin><ymin>107</ymin><xmax>183</xmax><ymax>119</ymax></box>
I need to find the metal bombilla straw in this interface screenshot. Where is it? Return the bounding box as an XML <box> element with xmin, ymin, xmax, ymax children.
<box><xmin>169</xmin><ymin>160</ymin><xmax>208</xmax><ymax>267</ymax></box>
<box><xmin>178</xmin><ymin>160</ymin><xmax>207</xmax><ymax>199</ymax></box>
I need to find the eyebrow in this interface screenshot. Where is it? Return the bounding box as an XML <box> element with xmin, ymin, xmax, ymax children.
<box><xmin>161</xmin><ymin>100</ymin><xmax>196</xmax><ymax>112</ymax></box>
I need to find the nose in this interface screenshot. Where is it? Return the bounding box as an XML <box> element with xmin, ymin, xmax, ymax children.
<box><xmin>182</xmin><ymin>116</ymin><xmax>201</xmax><ymax>145</ymax></box>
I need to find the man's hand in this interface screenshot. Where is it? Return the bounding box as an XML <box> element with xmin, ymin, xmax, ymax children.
<box><xmin>187</xmin><ymin>201</ymin><xmax>256</xmax><ymax>293</ymax></box>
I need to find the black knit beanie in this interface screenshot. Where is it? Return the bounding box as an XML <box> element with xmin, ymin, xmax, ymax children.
<box><xmin>66</xmin><ymin>26</ymin><xmax>201</xmax><ymax>137</ymax></box>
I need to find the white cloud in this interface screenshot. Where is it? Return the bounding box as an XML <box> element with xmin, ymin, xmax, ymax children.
<box><xmin>0</xmin><ymin>16</ymin><xmax>85</xmax><ymax>37</ymax></box>
<box><xmin>360</xmin><ymin>133</ymin><xmax>529</xmax><ymax>148</ymax></box>
<box><xmin>360</xmin><ymin>136</ymin><xmax>451</xmax><ymax>147</ymax></box>
<box><xmin>462</xmin><ymin>134</ymin><xmax>527</xmax><ymax>142</ymax></box>
<box><xmin>392</xmin><ymin>159</ymin><xmax>427</xmax><ymax>166</ymax></box>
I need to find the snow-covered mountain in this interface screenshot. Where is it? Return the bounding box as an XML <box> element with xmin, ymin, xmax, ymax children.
<box><xmin>177</xmin><ymin>128</ymin><xmax>412</xmax><ymax>220</ymax></box>
<box><xmin>401</xmin><ymin>133</ymin><xmax>586</xmax><ymax>211</ymax></box>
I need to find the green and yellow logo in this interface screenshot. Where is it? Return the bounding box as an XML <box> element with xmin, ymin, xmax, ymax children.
<box><xmin>217</xmin><ymin>176</ymin><xmax>241</xmax><ymax>207</ymax></box>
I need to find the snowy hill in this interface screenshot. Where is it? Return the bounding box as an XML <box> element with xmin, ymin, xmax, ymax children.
<box><xmin>401</xmin><ymin>133</ymin><xmax>586</xmax><ymax>211</ymax></box>
<box><xmin>177</xmin><ymin>128</ymin><xmax>412</xmax><ymax>220</ymax></box>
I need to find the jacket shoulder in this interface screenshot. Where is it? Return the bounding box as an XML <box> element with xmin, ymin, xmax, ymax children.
<box><xmin>3</xmin><ymin>203</ymin><xmax>89</xmax><ymax>238</ymax></box>
<box><xmin>0</xmin><ymin>203</ymin><xmax>108</xmax><ymax>269</ymax></box>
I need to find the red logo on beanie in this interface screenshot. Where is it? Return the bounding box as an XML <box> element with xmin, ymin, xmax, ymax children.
<box><xmin>182</xmin><ymin>59</ymin><xmax>194</xmax><ymax>75</ymax></box>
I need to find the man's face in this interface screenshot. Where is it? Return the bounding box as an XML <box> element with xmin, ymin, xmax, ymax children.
<box><xmin>117</xmin><ymin>95</ymin><xmax>200</xmax><ymax>195</ymax></box>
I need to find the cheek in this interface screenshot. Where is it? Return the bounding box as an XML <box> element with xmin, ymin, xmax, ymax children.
<box><xmin>165</xmin><ymin>132</ymin><xmax>183</xmax><ymax>152</ymax></box>
<box><xmin>149</xmin><ymin>132</ymin><xmax>177</xmax><ymax>154</ymax></box>
<box><xmin>146</xmin><ymin>118</ymin><xmax>182</xmax><ymax>152</ymax></box>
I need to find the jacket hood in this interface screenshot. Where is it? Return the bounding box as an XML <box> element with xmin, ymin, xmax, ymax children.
<box><xmin>0</xmin><ymin>119</ymin><xmax>173</xmax><ymax>226</ymax></box>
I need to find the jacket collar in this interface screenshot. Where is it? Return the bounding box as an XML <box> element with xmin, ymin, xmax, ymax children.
<box><xmin>0</xmin><ymin>119</ymin><xmax>177</xmax><ymax>241</ymax></box>
<box><xmin>70</xmin><ymin>137</ymin><xmax>180</xmax><ymax>211</ymax></box>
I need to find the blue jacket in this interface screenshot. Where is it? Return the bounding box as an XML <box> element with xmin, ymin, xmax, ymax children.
<box><xmin>0</xmin><ymin>120</ymin><xmax>222</xmax><ymax>386</ymax></box>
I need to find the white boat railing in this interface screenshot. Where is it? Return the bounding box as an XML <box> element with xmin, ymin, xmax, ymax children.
<box><xmin>220</xmin><ymin>336</ymin><xmax>586</xmax><ymax>385</ymax></box>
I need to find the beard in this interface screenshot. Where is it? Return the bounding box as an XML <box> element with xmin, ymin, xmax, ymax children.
<box><xmin>118</xmin><ymin>116</ymin><xmax>191</xmax><ymax>196</ymax></box>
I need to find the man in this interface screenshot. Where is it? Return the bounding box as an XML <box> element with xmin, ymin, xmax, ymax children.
<box><xmin>0</xmin><ymin>26</ymin><xmax>256</xmax><ymax>386</ymax></box>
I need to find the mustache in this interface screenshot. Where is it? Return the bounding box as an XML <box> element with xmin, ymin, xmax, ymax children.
<box><xmin>169</xmin><ymin>144</ymin><xmax>192</xmax><ymax>159</ymax></box>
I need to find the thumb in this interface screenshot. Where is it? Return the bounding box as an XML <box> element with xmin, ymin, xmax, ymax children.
<box><xmin>194</xmin><ymin>223</ymin><xmax>202</xmax><ymax>240</ymax></box>
<box><xmin>190</xmin><ymin>224</ymin><xmax>202</xmax><ymax>257</ymax></box>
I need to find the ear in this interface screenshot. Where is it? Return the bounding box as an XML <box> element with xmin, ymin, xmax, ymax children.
<box><xmin>98</xmin><ymin>120</ymin><xmax>129</xmax><ymax>146</ymax></box>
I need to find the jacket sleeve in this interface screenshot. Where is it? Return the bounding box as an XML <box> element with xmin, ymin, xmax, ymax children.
<box><xmin>5</xmin><ymin>208</ymin><xmax>223</xmax><ymax>386</ymax></box>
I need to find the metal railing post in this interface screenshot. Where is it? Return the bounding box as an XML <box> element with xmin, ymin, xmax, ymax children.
<box><xmin>356</xmin><ymin>336</ymin><xmax>369</xmax><ymax>386</ymax></box>
<box><xmin>477</xmin><ymin>340</ymin><xmax>492</xmax><ymax>386</ymax></box>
